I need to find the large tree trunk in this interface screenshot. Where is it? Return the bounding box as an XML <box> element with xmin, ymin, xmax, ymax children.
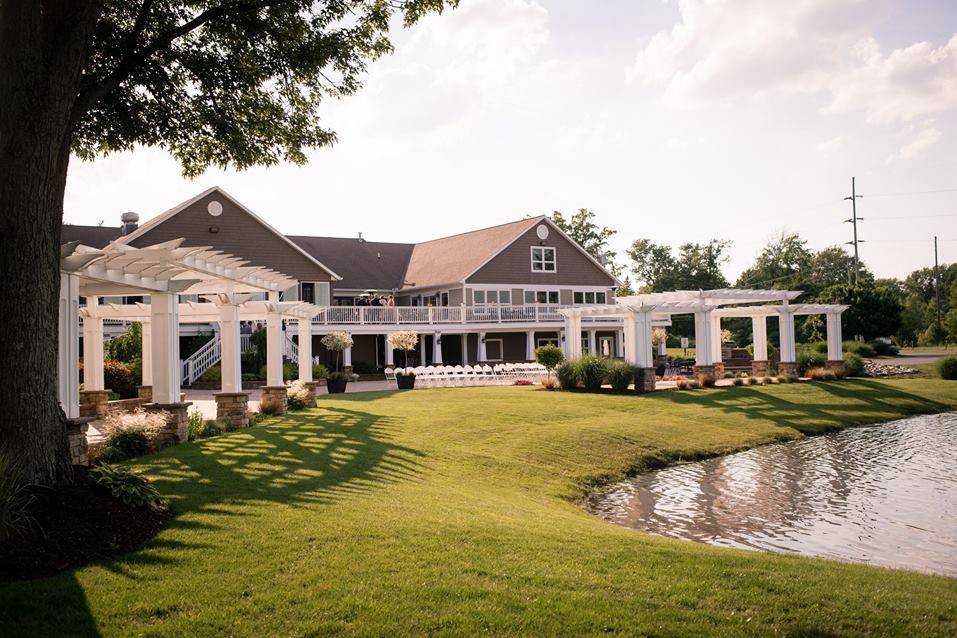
<box><xmin>0</xmin><ymin>1</ymin><xmax>101</xmax><ymax>485</ymax></box>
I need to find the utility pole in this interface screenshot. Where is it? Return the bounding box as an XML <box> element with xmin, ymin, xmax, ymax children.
<box><xmin>935</xmin><ymin>235</ymin><xmax>942</xmax><ymax>341</ymax></box>
<box><xmin>844</xmin><ymin>177</ymin><xmax>864</xmax><ymax>284</ymax></box>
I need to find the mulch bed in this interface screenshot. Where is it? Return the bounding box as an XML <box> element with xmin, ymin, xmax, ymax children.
<box><xmin>0</xmin><ymin>468</ymin><xmax>171</xmax><ymax>581</ymax></box>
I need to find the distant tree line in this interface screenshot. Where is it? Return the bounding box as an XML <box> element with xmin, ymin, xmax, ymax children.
<box><xmin>548</xmin><ymin>210</ymin><xmax>942</xmax><ymax>346</ymax></box>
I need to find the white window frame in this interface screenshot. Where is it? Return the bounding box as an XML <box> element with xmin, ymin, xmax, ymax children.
<box><xmin>530</xmin><ymin>246</ymin><xmax>557</xmax><ymax>273</ymax></box>
<box><xmin>536</xmin><ymin>337</ymin><xmax>559</xmax><ymax>348</ymax></box>
<box><xmin>484</xmin><ymin>338</ymin><xmax>504</xmax><ymax>361</ymax></box>
<box><xmin>474</xmin><ymin>288</ymin><xmax>511</xmax><ymax>306</ymax></box>
<box><xmin>574</xmin><ymin>289</ymin><xmax>610</xmax><ymax>305</ymax></box>
<box><xmin>524</xmin><ymin>290</ymin><xmax>559</xmax><ymax>305</ymax></box>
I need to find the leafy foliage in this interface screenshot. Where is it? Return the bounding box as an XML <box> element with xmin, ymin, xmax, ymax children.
<box><xmin>187</xmin><ymin>409</ymin><xmax>225</xmax><ymax>441</ymax></box>
<box><xmin>90</xmin><ymin>464</ymin><xmax>164</xmax><ymax>510</ymax></box>
<box><xmin>0</xmin><ymin>451</ymin><xmax>33</xmax><ymax>540</ymax></box>
<box><xmin>555</xmin><ymin>361</ymin><xmax>580</xmax><ymax>391</ymax></box>
<box><xmin>937</xmin><ymin>357</ymin><xmax>957</xmax><ymax>380</ymax></box>
<box><xmin>312</xmin><ymin>363</ymin><xmax>330</xmax><ymax>380</ymax></box>
<box><xmin>103</xmin><ymin>430</ymin><xmax>150</xmax><ymax>461</ymax></box>
<box><xmin>534</xmin><ymin>345</ymin><xmax>564</xmax><ymax>374</ymax></box>
<box><xmin>106</xmin><ymin>321</ymin><xmax>142</xmax><ymax>363</ymax></box>
<box><xmin>796</xmin><ymin>349</ymin><xmax>827</xmax><ymax>375</ymax></box>
<box><xmin>549</xmin><ymin>209</ymin><xmax>620</xmax><ymax>275</ymax></box>
<box><xmin>843</xmin><ymin>353</ymin><xmax>865</xmax><ymax>377</ymax></box>
<box><xmin>577</xmin><ymin>355</ymin><xmax>609</xmax><ymax>392</ymax></box>
<box><xmin>627</xmin><ymin>238</ymin><xmax>731</xmax><ymax>292</ymax></box>
<box><xmin>103</xmin><ymin>359</ymin><xmax>136</xmax><ymax>398</ymax></box>
<box><xmin>605</xmin><ymin>361</ymin><xmax>634</xmax><ymax>392</ymax></box>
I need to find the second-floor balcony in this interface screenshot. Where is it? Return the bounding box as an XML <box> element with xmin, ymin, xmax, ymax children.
<box><xmin>311</xmin><ymin>304</ymin><xmax>627</xmax><ymax>331</ymax></box>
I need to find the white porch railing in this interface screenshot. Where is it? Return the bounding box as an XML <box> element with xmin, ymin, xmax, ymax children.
<box><xmin>284</xmin><ymin>333</ymin><xmax>298</xmax><ymax>363</ymax></box>
<box><xmin>312</xmin><ymin>304</ymin><xmax>606</xmax><ymax>327</ymax></box>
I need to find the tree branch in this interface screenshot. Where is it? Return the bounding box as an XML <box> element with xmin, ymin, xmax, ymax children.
<box><xmin>72</xmin><ymin>0</ymin><xmax>281</xmax><ymax>122</ymax></box>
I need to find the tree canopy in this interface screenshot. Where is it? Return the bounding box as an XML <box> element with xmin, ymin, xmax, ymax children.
<box><xmin>548</xmin><ymin>209</ymin><xmax>619</xmax><ymax>275</ymax></box>
<box><xmin>626</xmin><ymin>238</ymin><xmax>732</xmax><ymax>292</ymax></box>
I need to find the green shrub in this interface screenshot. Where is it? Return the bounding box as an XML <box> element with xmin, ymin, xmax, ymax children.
<box><xmin>96</xmin><ymin>445</ymin><xmax>129</xmax><ymax>464</ymax></box>
<box><xmin>104</xmin><ymin>428</ymin><xmax>149</xmax><ymax>459</ymax></box>
<box><xmin>534</xmin><ymin>345</ymin><xmax>565</xmax><ymax>375</ymax></box>
<box><xmin>732</xmin><ymin>377</ymin><xmax>744</xmax><ymax>386</ymax></box>
<box><xmin>91</xmin><ymin>464</ymin><xmax>164</xmax><ymax>510</ymax></box>
<box><xmin>259</xmin><ymin>362</ymin><xmax>297</xmax><ymax>382</ymax></box>
<box><xmin>869</xmin><ymin>340</ymin><xmax>899</xmax><ymax>356</ymax></box>
<box><xmin>843</xmin><ymin>352</ymin><xmax>865</xmax><ymax>377</ymax></box>
<box><xmin>809</xmin><ymin>341</ymin><xmax>828</xmax><ymax>354</ymax></box>
<box><xmin>106</xmin><ymin>322</ymin><xmax>142</xmax><ymax>363</ymax></box>
<box><xmin>843</xmin><ymin>341</ymin><xmax>876</xmax><ymax>358</ymax></box>
<box><xmin>796</xmin><ymin>349</ymin><xmax>827</xmax><ymax>375</ymax></box>
<box><xmin>555</xmin><ymin>360</ymin><xmax>580</xmax><ymax>390</ymax></box>
<box><xmin>697</xmin><ymin>374</ymin><xmax>716</xmax><ymax>388</ymax></box>
<box><xmin>578</xmin><ymin>355</ymin><xmax>609</xmax><ymax>392</ymax></box>
<box><xmin>605</xmin><ymin>361</ymin><xmax>633</xmax><ymax>392</ymax></box>
<box><xmin>0</xmin><ymin>451</ymin><xmax>33</xmax><ymax>540</ymax></box>
<box><xmin>104</xmin><ymin>359</ymin><xmax>136</xmax><ymax>398</ymax></box>
<box><xmin>199</xmin><ymin>365</ymin><xmax>222</xmax><ymax>383</ymax></box>
<box><xmin>188</xmin><ymin>409</ymin><xmax>223</xmax><ymax>441</ymax></box>
<box><xmin>352</xmin><ymin>361</ymin><xmax>377</xmax><ymax>374</ymax></box>
<box><xmin>937</xmin><ymin>356</ymin><xmax>957</xmax><ymax>380</ymax></box>
<box><xmin>312</xmin><ymin>363</ymin><xmax>330</xmax><ymax>379</ymax></box>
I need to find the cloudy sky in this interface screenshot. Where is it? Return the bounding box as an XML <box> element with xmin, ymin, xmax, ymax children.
<box><xmin>64</xmin><ymin>0</ymin><xmax>957</xmax><ymax>282</ymax></box>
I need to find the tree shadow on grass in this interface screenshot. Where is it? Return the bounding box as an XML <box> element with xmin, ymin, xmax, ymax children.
<box><xmin>661</xmin><ymin>379</ymin><xmax>954</xmax><ymax>436</ymax></box>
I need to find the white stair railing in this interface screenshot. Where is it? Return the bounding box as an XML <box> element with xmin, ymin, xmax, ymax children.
<box><xmin>181</xmin><ymin>333</ymin><xmax>256</xmax><ymax>386</ymax></box>
<box><xmin>284</xmin><ymin>333</ymin><xmax>299</xmax><ymax>363</ymax></box>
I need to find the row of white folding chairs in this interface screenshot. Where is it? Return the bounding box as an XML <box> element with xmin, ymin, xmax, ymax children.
<box><xmin>384</xmin><ymin>364</ymin><xmax>544</xmax><ymax>388</ymax></box>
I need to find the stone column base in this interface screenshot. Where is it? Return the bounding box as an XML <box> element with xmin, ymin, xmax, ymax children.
<box><xmin>693</xmin><ymin>364</ymin><xmax>715</xmax><ymax>378</ymax></box>
<box><xmin>260</xmin><ymin>386</ymin><xmax>288</xmax><ymax>415</ymax></box>
<box><xmin>778</xmin><ymin>362</ymin><xmax>798</xmax><ymax>377</ymax></box>
<box><xmin>137</xmin><ymin>385</ymin><xmax>153</xmax><ymax>402</ymax></box>
<box><xmin>79</xmin><ymin>389</ymin><xmax>112</xmax><ymax>419</ymax></box>
<box><xmin>144</xmin><ymin>402</ymin><xmax>192</xmax><ymax>445</ymax></box>
<box><xmin>825</xmin><ymin>360</ymin><xmax>846</xmax><ymax>376</ymax></box>
<box><xmin>66</xmin><ymin>417</ymin><xmax>93</xmax><ymax>466</ymax></box>
<box><xmin>301</xmin><ymin>381</ymin><xmax>319</xmax><ymax>407</ymax></box>
<box><xmin>214</xmin><ymin>392</ymin><xmax>250</xmax><ymax>429</ymax></box>
<box><xmin>751</xmin><ymin>360</ymin><xmax>770</xmax><ymax>377</ymax></box>
<box><xmin>633</xmin><ymin>367</ymin><xmax>656</xmax><ymax>394</ymax></box>
<box><xmin>713</xmin><ymin>362</ymin><xmax>726</xmax><ymax>378</ymax></box>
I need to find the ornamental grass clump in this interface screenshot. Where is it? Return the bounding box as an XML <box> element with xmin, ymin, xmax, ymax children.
<box><xmin>732</xmin><ymin>377</ymin><xmax>744</xmax><ymax>386</ymax></box>
<box><xmin>843</xmin><ymin>352</ymin><xmax>865</xmax><ymax>377</ymax></box>
<box><xmin>605</xmin><ymin>360</ymin><xmax>634</xmax><ymax>392</ymax></box>
<box><xmin>578</xmin><ymin>355</ymin><xmax>609</xmax><ymax>392</ymax></box>
<box><xmin>807</xmin><ymin>367</ymin><xmax>837</xmax><ymax>381</ymax></box>
<box><xmin>555</xmin><ymin>360</ymin><xmax>580</xmax><ymax>390</ymax></box>
<box><xmin>100</xmin><ymin>409</ymin><xmax>167</xmax><ymax>460</ymax></box>
<box><xmin>697</xmin><ymin>374</ymin><xmax>716</xmax><ymax>388</ymax></box>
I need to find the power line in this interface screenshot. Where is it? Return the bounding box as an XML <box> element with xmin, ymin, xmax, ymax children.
<box><xmin>868</xmin><ymin>213</ymin><xmax>957</xmax><ymax>220</ymax></box>
<box><xmin>863</xmin><ymin>188</ymin><xmax>957</xmax><ymax>198</ymax></box>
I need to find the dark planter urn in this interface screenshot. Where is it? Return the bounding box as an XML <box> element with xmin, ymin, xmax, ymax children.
<box><xmin>327</xmin><ymin>378</ymin><xmax>348</xmax><ymax>394</ymax></box>
<box><xmin>396</xmin><ymin>374</ymin><xmax>416</xmax><ymax>390</ymax></box>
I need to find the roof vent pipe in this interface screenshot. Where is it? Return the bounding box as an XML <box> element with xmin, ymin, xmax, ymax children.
<box><xmin>121</xmin><ymin>212</ymin><xmax>139</xmax><ymax>235</ymax></box>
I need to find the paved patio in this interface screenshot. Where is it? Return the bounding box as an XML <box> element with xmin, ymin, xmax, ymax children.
<box><xmin>184</xmin><ymin>380</ymin><xmax>395</xmax><ymax>419</ymax></box>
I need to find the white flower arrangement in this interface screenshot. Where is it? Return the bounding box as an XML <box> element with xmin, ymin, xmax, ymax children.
<box><xmin>287</xmin><ymin>379</ymin><xmax>311</xmax><ymax>403</ymax></box>
<box><xmin>321</xmin><ymin>331</ymin><xmax>354</xmax><ymax>371</ymax></box>
<box><xmin>652</xmin><ymin>328</ymin><xmax>667</xmax><ymax>348</ymax></box>
<box><xmin>388</xmin><ymin>331</ymin><xmax>419</xmax><ymax>370</ymax></box>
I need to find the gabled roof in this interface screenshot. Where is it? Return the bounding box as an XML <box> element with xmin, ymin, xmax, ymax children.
<box><xmin>61</xmin><ymin>224</ymin><xmax>123</xmax><ymax>248</ymax></box>
<box><xmin>288</xmin><ymin>236</ymin><xmax>415</xmax><ymax>291</ymax></box>
<box><xmin>117</xmin><ymin>186</ymin><xmax>341</xmax><ymax>280</ymax></box>
<box><xmin>402</xmin><ymin>217</ymin><xmax>542</xmax><ymax>290</ymax></box>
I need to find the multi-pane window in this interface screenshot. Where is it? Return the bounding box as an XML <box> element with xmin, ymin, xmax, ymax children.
<box><xmin>531</xmin><ymin>246</ymin><xmax>556</xmax><ymax>272</ymax></box>
<box><xmin>574</xmin><ymin>290</ymin><xmax>609</xmax><ymax>305</ymax></box>
<box><xmin>474</xmin><ymin>289</ymin><xmax>512</xmax><ymax>305</ymax></box>
<box><xmin>524</xmin><ymin>290</ymin><xmax>559</xmax><ymax>304</ymax></box>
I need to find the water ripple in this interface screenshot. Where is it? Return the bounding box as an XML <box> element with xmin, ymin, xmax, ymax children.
<box><xmin>585</xmin><ymin>412</ymin><xmax>957</xmax><ymax>576</ymax></box>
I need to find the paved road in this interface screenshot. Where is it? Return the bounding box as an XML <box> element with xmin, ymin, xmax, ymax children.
<box><xmin>876</xmin><ymin>353</ymin><xmax>949</xmax><ymax>366</ymax></box>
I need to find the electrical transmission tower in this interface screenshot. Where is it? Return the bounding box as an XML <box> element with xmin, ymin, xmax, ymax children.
<box><xmin>844</xmin><ymin>177</ymin><xmax>864</xmax><ymax>284</ymax></box>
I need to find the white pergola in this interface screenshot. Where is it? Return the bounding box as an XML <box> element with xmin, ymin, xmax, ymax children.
<box><xmin>559</xmin><ymin>289</ymin><xmax>848</xmax><ymax>383</ymax></box>
<box><xmin>59</xmin><ymin>239</ymin><xmax>321</xmax><ymax>419</ymax></box>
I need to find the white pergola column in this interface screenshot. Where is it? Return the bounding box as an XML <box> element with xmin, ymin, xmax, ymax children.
<box><xmin>218</xmin><ymin>302</ymin><xmax>243</xmax><ymax>393</ymax></box>
<box><xmin>627</xmin><ymin>312</ymin><xmax>654</xmax><ymax>368</ymax></box>
<box><xmin>343</xmin><ymin>344</ymin><xmax>353</xmax><ymax>368</ymax></box>
<box><xmin>82</xmin><ymin>296</ymin><xmax>104</xmax><ymax>391</ymax></box>
<box><xmin>778</xmin><ymin>308</ymin><xmax>797</xmax><ymax>373</ymax></box>
<box><xmin>478</xmin><ymin>332</ymin><xmax>487</xmax><ymax>361</ymax></box>
<box><xmin>826</xmin><ymin>312</ymin><xmax>843</xmax><ymax>361</ymax></box>
<box><xmin>266</xmin><ymin>291</ymin><xmax>284</xmax><ymax>386</ymax></box>
<box><xmin>433</xmin><ymin>332</ymin><xmax>443</xmax><ymax>364</ymax></box>
<box><xmin>58</xmin><ymin>273</ymin><xmax>80</xmax><ymax>419</ymax></box>
<box><xmin>563</xmin><ymin>315</ymin><xmax>582</xmax><ymax>359</ymax></box>
<box><xmin>587</xmin><ymin>329</ymin><xmax>597</xmax><ymax>355</ymax></box>
<box><xmin>710</xmin><ymin>314</ymin><xmax>723</xmax><ymax>365</ymax></box>
<box><xmin>141</xmin><ymin>320</ymin><xmax>152</xmax><ymax>386</ymax></box>
<box><xmin>385</xmin><ymin>334</ymin><xmax>395</xmax><ymax>366</ymax></box>
<box><xmin>693</xmin><ymin>309</ymin><xmax>714</xmax><ymax>367</ymax></box>
<box><xmin>526</xmin><ymin>330</ymin><xmax>536</xmax><ymax>361</ymax></box>
<box><xmin>751</xmin><ymin>316</ymin><xmax>768</xmax><ymax>361</ymax></box>
<box><xmin>150</xmin><ymin>292</ymin><xmax>181</xmax><ymax>404</ymax></box>
<box><xmin>461</xmin><ymin>333</ymin><xmax>470</xmax><ymax>365</ymax></box>
<box><xmin>297</xmin><ymin>319</ymin><xmax>313</xmax><ymax>382</ymax></box>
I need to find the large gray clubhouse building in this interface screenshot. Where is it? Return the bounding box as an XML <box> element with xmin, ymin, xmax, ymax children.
<box><xmin>62</xmin><ymin>187</ymin><xmax>623</xmax><ymax>373</ymax></box>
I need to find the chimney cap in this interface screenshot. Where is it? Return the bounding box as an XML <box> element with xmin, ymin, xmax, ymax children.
<box><xmin>121</xmin><ymin>211</ymin><xmax>139</xmax><ymax>223</ymax></box>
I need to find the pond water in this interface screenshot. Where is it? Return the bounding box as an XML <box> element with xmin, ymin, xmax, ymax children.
<box><xmin>585</xmin><ymin>412</ymin><xmax>957</xmax><ymax>576</ymax></box>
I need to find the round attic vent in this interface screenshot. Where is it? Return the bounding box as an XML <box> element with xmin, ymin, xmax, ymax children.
<box><xmin>207</xmin><ymin>200</ymin><xmax>223</xmax><ymax>217</ymax></box>
<box><xmin>536</xmin><ymin>224</ymin><xmax>549</xmax><ymax>240</ymax></box>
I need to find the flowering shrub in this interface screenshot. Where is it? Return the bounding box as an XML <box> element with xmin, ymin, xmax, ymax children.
<box><xmin>652</xmin><ymin>328</ymin><xmax>667</xmax><ymax>350</ymax></box>
<box><xmin>321</xmin><ymin>332</ymin><xmax>354</xmax><ymax>371</ymax></box>
<box><xmin>104</xmin><ymin>359</ymin><xmax>136</xmax><ymax>398</ymax></box>
<box><xmin>388</xmin><ymin>331</ymin><xmax>419</xmax><ymax>369</ymax></box>
<box><xmin>513</xmin><ymin>379</ymin><xmax>533</xmax><ymax>386</ymax></box>
<box><xmin>101</xmin><ymin>409</ymin><xmax>166</xmax><ymax>444</ymax></box>
<box><xmin>287</xmin><ymin>380</ymin><xmax>313</xmax><ymax>410</ymax></box>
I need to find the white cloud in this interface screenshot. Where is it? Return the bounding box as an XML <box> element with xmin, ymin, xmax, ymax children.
<box><xmin>886</xmin><ymin>122</ymin><xmax>942</xmax><ymax>163</ymax></box>
<box><xmin>816</xmin><ymin>135</ymin><xmax>847</xmax><ymax>154</ymax></box>
<box><xmin>630</xmin><ymin>0</ymin><xmax>957</xmax><ymax>124</ymax></box>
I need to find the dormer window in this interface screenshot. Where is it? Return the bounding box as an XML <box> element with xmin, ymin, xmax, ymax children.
<box><xmin>531</xmin><ymin>246</ymin><xmax>556</xmax><ymax>272</ymax></box>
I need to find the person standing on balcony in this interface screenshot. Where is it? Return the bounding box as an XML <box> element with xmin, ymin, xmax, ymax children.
<box><xmin>387</xmin><ymin>295</ymin><xmax>396</xmax><ymax>307</ymax></box>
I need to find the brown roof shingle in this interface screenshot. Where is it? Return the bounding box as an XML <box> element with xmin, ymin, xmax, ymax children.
<box><xmin>402</xmin><ymin>217</ymin><xmax>542</xmax><ymax>289</ymax></box>
<box><xmin>61</xmin><ymin>225</ymin><xmax>123</xmax><ymax>248</ymax></box>
<box><xmin>288</xmin><ymin>236</ymin><xmax>415</xmax><ymax>291</ymax></box>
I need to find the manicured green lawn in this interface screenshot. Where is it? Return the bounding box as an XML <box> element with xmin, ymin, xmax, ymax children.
<box><xmin>4</xmin><ymin>380</ymin><xmax>957</xmax><ymax>636</ymax></box>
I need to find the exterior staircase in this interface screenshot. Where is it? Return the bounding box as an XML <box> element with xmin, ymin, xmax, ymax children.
<box><xmin>181</xmin><ymin>333</ymin><xmax>253</xmax><ymax>386</ymax></box>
